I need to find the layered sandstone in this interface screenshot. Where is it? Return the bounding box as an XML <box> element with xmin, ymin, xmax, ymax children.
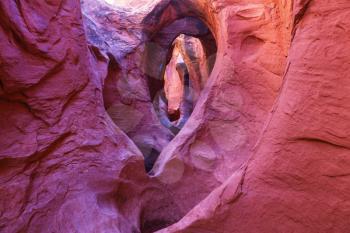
<box><xmin>158</xmin><ymin>1</ymin><xmax>350</xmax><ymax>232</ymax></box>
<box><xmin>1</xmin><ymin>0</ymin><xmax>350</xmax><ymax>233</ymax></box>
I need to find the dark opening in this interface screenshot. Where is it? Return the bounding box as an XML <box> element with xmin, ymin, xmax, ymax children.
<box><xmin>141</xmin><ymin>147</ymin><xmax>161</xmax><ymax>173</ymax></box>
<box><xmin>168</xmin><ymin>108</ymin><xmax>181</xmax><ymax>122</ymax></box>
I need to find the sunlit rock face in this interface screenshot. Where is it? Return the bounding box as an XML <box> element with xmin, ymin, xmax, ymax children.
<box><xmin>2</xmin><ymin>0</ymin><xmax>350</xmax><ymax>233</ymax></box>
<box><xmin>178</xmin><ymin>35</ymin><xmax>211</xmax><ymax>103</ymax></box>
<box><xmin>164</xmin><ymin>45</ymin><xmax>184</xmax><ymax>120</ymax></box>
<box><xmin>155</xmin><ymin>34</ymin><xmax>211</xmax><ymax>137</ymax></box>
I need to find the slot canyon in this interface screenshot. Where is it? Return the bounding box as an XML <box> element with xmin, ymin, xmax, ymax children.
<box><xmin>1</xmin><ymin>0</ymin><xmax>350</xmax><ymax>232</ymax></box>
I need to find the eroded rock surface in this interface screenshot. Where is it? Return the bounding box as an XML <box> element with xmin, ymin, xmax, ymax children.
<box><xmin>157</xmin><ymin>1</ymin><xmax>350</xmax><ymax>233</ymax></box>
<box><xmin>2</xmin><ymin>0</ymin><xmax>350</xmax><ymax>233</ymax></box>
<box><xmin>0</xmin><ymin>0</ymin><xmax>146</xmax><ymax>232</ymax></box>
<box><xmin>82</xmin><ymin>0</ymin><xmax>174</xmax><ymax>170</ymax></box>
<box><xmin>149</xmin><ymin>0</ymin><xmax>290</xmax><ymax>217</ymax></box>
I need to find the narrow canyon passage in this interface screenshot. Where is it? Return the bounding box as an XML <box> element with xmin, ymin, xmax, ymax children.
<box><xmin>95</xmin><ymin>1</ymin><xmax>218</xmax><ymax>172</ymax></box>
<box><xmin>1</xmin><ymin>0</ymin><xmax>350</xmax><ymax>233</ymax></box>
<box><xmin>154</xmin><ymin>34</ymin><xmax>216</xmax><ymax>136</ymax></box>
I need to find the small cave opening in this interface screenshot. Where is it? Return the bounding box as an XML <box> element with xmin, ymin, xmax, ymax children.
<box><xmin>139</xmin><ymin>15</ymin><xmax>218</xmax><ymax>172</ymax></box>
<box><xmin>139</xmin><ymin>17</ymin><xmax>218</xmax><ymax>231</ymax></box>
<box><xmin>96</xmin><ymin>11</ymin><xmax>218</xmax><ymax>174</ymax></box>
<box><xmin>149</xmin><ymin>29</ymin><xmax>217</xmax><ymax>136</ymax></box>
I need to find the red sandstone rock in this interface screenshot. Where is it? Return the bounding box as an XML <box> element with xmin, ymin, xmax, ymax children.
<box><xmin>149</xmin><ymin>0</ymin><xmax>289</xmax><ymax>220</ymax></box>
<box><xmin>177</xmin><ymin>35</ymin><xmax>210</xmax><ymax>103</ymax></box>
<box><xmin>157</xmin><ymin>1</ymin><xmax>350</xmax><ymax>233</ymax></box>
<box><xmin>0</xmin><ymin>0</ymin><xmax>146</xmax><ymax>232</ymax></box>
<box><xmin>81</xmin><ymin>0</ymin><xmax>175</xmax><ymax>171</ymax></box>
<box><xmin>164</xmin><ymin>44</ymin><xmax>184</xmax><ymax>117</ymax></box>
<box><xmin>2</xmin><ymin>0</ymin><xmax>350</xmax><ymax>233</ymax></box>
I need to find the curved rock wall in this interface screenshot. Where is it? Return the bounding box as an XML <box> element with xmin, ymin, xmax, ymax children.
<box><xmin>149</xmin><ymin>0</ymin><xmax>291</xmax><ymax>216</ymax></box>
<box><xmin>2</xmin><ymin>0</ymin><xmax>349</xmax><ymax>233</ymax></box>
<box><xmin>82</xmin><ymin>0</ymin><xmax>174</xmax><ymax>167</ymax></box>
<box><xmin>157</xmin><ymin>1</ymin><xmax>350</xmax><ymax>232</ymax></box>
<box><xmin>0</xmin><ymin>0</ymin><xmax>146</xmax><ymax>232</ymax></box>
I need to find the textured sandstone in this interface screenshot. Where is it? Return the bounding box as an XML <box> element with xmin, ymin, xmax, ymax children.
<box><xmin>164</xmin><ymin>44</ymin><xmax>184</xmax><ymax>118</ymax></box>
<box><xmin>149</xmin><ymin>0</ymin><xmax>290</xmax><ymax>217</ymax></box>
<box><xmin>157</xmin><ymin>1</ymin><xmax>350</xmax><ymax>233</ymax></box>
<box><xmin>2</xmin><ymin>0</ymin><xmax>350</xmax><ymax>233</ymax></box>
<box><xmin>0</xmin><ymin>0</ymin><xmax>146</xmax><ymax>232</ymax></box>
<box><xmin>82</xmin><ymin>0</ymin><xmax>174</xmax><ymax>168</ymax></box>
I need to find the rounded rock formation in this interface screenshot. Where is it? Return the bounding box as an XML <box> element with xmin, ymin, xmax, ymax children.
<box><xmin>2</xmin><ymin>0</ymin><xmax>350</xmax><ymax>233</ymax></box>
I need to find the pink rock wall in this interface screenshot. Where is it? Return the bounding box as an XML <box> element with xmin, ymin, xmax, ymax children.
<box><xmin>178</xmin><ymin>35</ymin><xmax>210</xmax><ymax>103</ymax></box>
<box><xmin>82</xmin><ymin>0</ymin><xmax>174</xmax><ymax>168</ymax></box>
<box><xmin>157</xmin><ymin>1</ymin><xmax>350</xmax><ymax>232</ymax></box>
<box><xmin>164</xmin><ymin>43</ymin><xmax>184</xmax><ymax>117</ymax></box>
<box><xmin>149</xmin><ymin>0</ymin><xmax>291</xmax><ymax>217</ymax></box>
<box><xmin>0</xmin><ymin>0</ymin><xmax>146</xmax><ymax>232</ymax></box>
<box><xmin>2</xmin><ymin>0</ymin><xmax>350</xmax><ymax>233</ymax></box>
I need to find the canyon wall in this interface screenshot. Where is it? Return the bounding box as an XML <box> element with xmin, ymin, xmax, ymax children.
<box><xmin>0</xmin><ymin>0</ymin><xmax>146</xmax><ymax>232</ymax></box>
<box><xmin>1</xmin><ymin>0</ymin><xmax>350</xmax><ymax>233</ymax></box>
<box><xmin>148</xmin><ymin>0</ymin><xmax>291</xmax><ymax>217</ymax></box>
<box><xmin>158</xmin><ymin>0</ymin><xmax>350</xmax><ymax>232</ymax></box>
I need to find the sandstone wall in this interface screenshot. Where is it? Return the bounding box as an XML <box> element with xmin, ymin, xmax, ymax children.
<box><xmin>2</xmin><ymin>0</ymin><xmax>348</xmax><ymax>233</ymax></box>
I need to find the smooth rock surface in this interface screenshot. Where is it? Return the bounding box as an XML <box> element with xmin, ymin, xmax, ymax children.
<box><xmin>157</xmin><ymin>1</ymin><xmax>350</xmax><ymax>232</ymax></box>
<box><xmin>2</xmin><ymin>0</ymin><xmax>350</xmax><ymax>233</ymax></box>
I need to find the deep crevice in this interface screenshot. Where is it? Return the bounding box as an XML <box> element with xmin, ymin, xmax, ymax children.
<box><xmin>147</xmin><ymin>25</ymin><xmax>217</xmax><ymax>137</ymax></box>
<box><xmin>95</xmin><ymin>5</ymin><xmax>218</xmax><ymax>232</ymax></box>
